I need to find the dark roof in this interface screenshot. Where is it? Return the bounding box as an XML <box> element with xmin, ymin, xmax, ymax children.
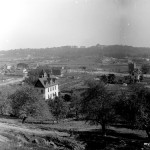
<box><xmin>35</xmin><ymin>77</ymin><xmax>58</xmax><ymax>88</ymax></box>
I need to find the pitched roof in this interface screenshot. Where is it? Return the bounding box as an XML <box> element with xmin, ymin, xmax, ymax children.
<box><xmin>35</xmin><ymin>77</ymin><xmax>58</xmax><ymax>88</ymax></box>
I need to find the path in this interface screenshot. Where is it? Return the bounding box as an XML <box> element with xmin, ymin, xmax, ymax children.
<box><xmin>0</xmin><ymin>78</ymin><xmax>23</xmax><ymax>86</ymax></box>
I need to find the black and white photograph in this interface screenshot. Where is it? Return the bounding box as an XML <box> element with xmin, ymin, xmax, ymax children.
<box><xmin>0</xmin><ymin>0</ymin><xmax>150</xmax><ymax>149</ymax></box>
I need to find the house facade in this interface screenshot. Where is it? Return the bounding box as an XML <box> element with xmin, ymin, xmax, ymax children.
<box><xmin>34</xmin><ymin>71</ymin><xmax>59</xmax><ymax>100</ymax></box>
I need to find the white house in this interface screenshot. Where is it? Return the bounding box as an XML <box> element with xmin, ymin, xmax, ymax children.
<box><xmin>34</xmin><ymin>71</ymin><xmax>59</xmax><ymax>100</ymax></box>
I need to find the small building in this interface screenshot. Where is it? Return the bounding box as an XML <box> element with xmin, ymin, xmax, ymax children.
<box><xmin>34</xmin><ymin>71</ymin><xmax>59</xmax><ymax>100</ymax></box>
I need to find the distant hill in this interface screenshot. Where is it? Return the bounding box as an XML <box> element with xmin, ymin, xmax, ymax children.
<box><xmin>0</xmin><ymin>45</ymin><xmax>150</xmax><ymax>59</ymax></box>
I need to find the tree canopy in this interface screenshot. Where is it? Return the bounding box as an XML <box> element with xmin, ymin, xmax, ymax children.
<box><xmin>141</xmin><ymin>64</ymin><xmax>150</xmax><ymax>74</ymax></box>
<box><xmin>114</xmin><ymin>84</ymin><xmax>150</xmax><ymax>138</ymax></box>
<box><xmin>9</xmin><ymin>85</ymin><xmax>52</xmax><ymax>123</ymax></box>
<box><xmin>81</xmin><ymin>80</ymin><xmax>116</xmax><ymax>135</ymax></box>
<box><xmin>48</xmin><ymin>97</ymin><xmax>68</xmax><ymax>122</ymax></box>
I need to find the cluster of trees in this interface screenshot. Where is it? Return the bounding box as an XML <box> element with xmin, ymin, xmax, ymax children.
<box><xmin>47</xmin><ymin>80</ymin><xmax>150</xmax><ymax>138</ymax></box>
<box><xmin>141</xmin><ymin>64</ymin><xmax>150</xmax><ymax>74</ymax></box>
<box><xmin>100</xmin><ymin>74</ymin><xmax>116</xmax><ymax>84</ymax></box>
<box><xmin>78</xmin><ymin>80</ymin><xmax>150</xmax><ymax>138</ymax></box>
<box><xmin>0</xmin><ymin>85</ymin><xmax>52</xmax><ymax>123</ymax></box>
<box><xmin>0</xmin><ymin>84</ymin><xmax>72</xmax><ymax>124</ymax></box>
<box><xmin>100</xmin><ymin>73</ymin><xmax>143</xmax><ymax>85</ymax></box>
<box><xmin>1</xmin><ymin>78</ymin><xmax>150</xmax><ymax>139</ymax></box>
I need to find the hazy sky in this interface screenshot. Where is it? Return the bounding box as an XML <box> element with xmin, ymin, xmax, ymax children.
<box><xmin>0</xmin><ymin>0</ymin><xmax>150</xmax><ymax>50</ymax></box>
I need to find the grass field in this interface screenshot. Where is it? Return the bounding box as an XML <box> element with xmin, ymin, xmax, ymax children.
<box><xmin>1</xmin><ymin>115</ymin><xmax>148</xmax><ymax>150</ymax></box>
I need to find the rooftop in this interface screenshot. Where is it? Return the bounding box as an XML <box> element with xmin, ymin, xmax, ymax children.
<box><xmin>35</xmin><ymin>77</ymin><xmax>58</xmax><ymax>88</ymax></box>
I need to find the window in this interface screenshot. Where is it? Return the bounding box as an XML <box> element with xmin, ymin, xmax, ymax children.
<box><xmin>41</xmin><ymin>89</ymin><xmax>44</xmax><ymax>94</ymax></box>
<box><xmin>48</xmin><ymin>88</ymin><xmax>49</xmax><ymax>92</ymax></box>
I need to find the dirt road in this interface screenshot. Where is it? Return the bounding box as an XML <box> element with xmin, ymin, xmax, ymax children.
<box><xmin>0</xmin><ymin>78</ymin><xmax>23</xmax><ymax>86</ymax></box>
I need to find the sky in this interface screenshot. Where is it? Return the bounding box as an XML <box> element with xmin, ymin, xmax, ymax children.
<box><xmin>0</xmin><ymin>0</ymin><xmax>150</xmax><ymax>50</ymax></box>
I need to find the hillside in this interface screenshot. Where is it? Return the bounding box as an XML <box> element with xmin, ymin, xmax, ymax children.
<box><xmin>0</xmin><ymin>117</ymin><xmax>84</xmax><ymax>150</ymax></box>
<box><xmin>0</xmin><ymin>45</ymin><xmax>150</xmax><ymax>60</ymax></box>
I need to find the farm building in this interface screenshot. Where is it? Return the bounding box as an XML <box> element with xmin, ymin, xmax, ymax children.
<box><xmin>34</xmin><ymin>71</ymin><xmax>59</xmax><ymax>100</ymax></box>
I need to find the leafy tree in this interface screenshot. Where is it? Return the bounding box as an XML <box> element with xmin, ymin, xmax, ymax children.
<box><xmin>108</xmin><ymin>74</ymin><xmax>116</xmax><ymax>84</ymax></box>
<box><xmin>48</xmin><ymin>97</ymin><xmax>68</xmax><ymax>122</ymax></box>
<box><xmin>115</xmin><ymin>84</ymin><xmax>150</xmax><ymax>139</ymax></box>
<box><xmin>141</xmin><ymin>64</ymin><xmax>150</xmax><ymax>74</ymax></box>
<box><xmin>0</xmin><ymin>85</ymin><xmax>19</xmax><ymax>115</ymax></box>
<box><xmin>0</xmin><ymin>94</ymin><xmax>10</xmax><ymax>115</ymax></box>
<box><xmin>81</xmin><ymin>80</ymin><xmax>116</xmax><ymax>135</ymax></box>
<box><xmin>100</xmin><ymin>75</ymin><xmax>108</xmax><ymax>84</ymax></box>
<box><xmin>114</xmin><ymin>90</ymin><xmax>138</xmax><ymax>126</ymax></box>
<box><xmin>63</xmin><ymin>94</ymin><xmax>71</xmax><ymax>102</ymax></box>
<box><xmin>70</xmin><ymin>92</ymin><xmax>81</xmax><ymax>120</ymax></box>
<box><xmin>24</xmin><ymin>69</ymin><xmax>41</xmax><ymax>85</ymax></box>
<box><xmin>9</xmin><ymin>85</ymin><xmax>51</xmax><ymax>123</ymax></box>
<box><xmin>79</xmin><ymin>66</ymin><xmax>86</xmax><ymax>70</ymax></box>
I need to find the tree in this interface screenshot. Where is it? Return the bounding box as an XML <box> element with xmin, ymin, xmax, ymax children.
<box><xmin>100</xmin><ymin>75</ymin><xmax>108</xmax><ymax>84</ymax></box>
<box><xmin>24</xmin><ymin>69</ymin><xmax>41</xmax><ymax>85</ymax></box>
<box><xmin>0</xmin><ymin>94</ymin><xmax>10</xmax><ymax>115</ymax></box>
<box><xmin>81</xmin><ymin>80</ymin><xmax>116</xmax><ymax>135</ymax></box>
<box><xmin>141</xmin><ymin>64</ymin><xmax>150</xmax><ymax>74</ymax></box>
<box><xmin>63</xmin><ymin>94</ymin><xmax>71</xmax><ymax>102</ymax></box>
<box><xmin>108</xmin><ymin>74</ymin><xmax>116</xmax><ymax>84</ymax></box>
<box><xmin>114</xmin><ymin>90</ymin><xmax>138</xmax><ymax>126</ymax></box>
<box><xmin>70</xmin><ymin>92</ymin><xmax>81</xmax><ymax>120</ymax></box>
<box><xmin>79</xmin><ymin>66</ymin><xmax>86</xmax><ymax>70</ymax></box>
<box><xmin>48</xmin><ymin>97</ymin><xmax>68</xmax><ymax>122</ymax></box>
<box><xmin>9</xmin><ymin>85</ymin><xmax>51</xmax><ymax>123</ymax></box>
<box><xmin>115</xmin><ymin>84</ymin><xmax>150</xmax><ymax>139</ymax></box>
